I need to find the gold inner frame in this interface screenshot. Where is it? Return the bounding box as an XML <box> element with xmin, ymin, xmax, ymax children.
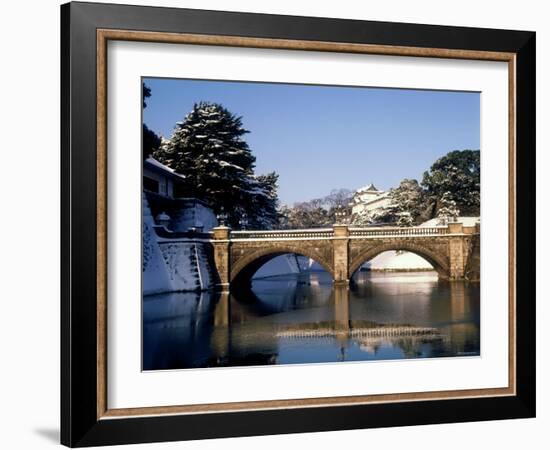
<box><xmin>96</xmin><ymin>29</ymin><xmax>517</xmax><ymax>420</ymax></box>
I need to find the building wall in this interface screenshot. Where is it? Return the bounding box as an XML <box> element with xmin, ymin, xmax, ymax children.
<box><xmin>351</xmin><ymin>193</ymin><xmax>390</xmax><ymax>214</ymax></box>
<box><xmin>170</xmin><ymin>200</ymin><xmax>218</xmax><ymax>232</ymax></box>
<box><xmin>143</xmin><ymin>166</ymin><xmax>174</xmax><ymax>197</ymax></box>
<box><xmin>145</xmin><ymin>192</ymin><xmax>218</xmax><ymax>232</ymax></box>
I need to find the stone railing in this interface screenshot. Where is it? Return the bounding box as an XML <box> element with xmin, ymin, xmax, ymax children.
<box><xmin>349</xmin><ymin>226</ymin><xmax>449</xmax><ymax>237</ymax></box>
<box><xmin>211</xmin><ymin>223</ymin><xmax>478</xmax><ymax>241</ymax></box>
<box><xmin>230</xmin><ymin>229</ymin><xmax>334</xmax><ymax>240</ymax></box>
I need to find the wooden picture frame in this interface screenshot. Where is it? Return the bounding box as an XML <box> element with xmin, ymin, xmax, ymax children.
<box><xmin>61</xmin><ymin>1</ymin><xmax>535</xmax><ymax>446</ymax></box>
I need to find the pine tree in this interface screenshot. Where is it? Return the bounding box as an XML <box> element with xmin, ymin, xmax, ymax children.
<box><xmin>246</xmin><ymin>172</ymin><xmax>280</xmax><ymax>229</ymax></box>
<box><xmin>390</xmin><ymin>179</ymin><xmax>427</xmax><ymax>226</ymax></box>
<box><xmin>153</xmin><ymin>102</ymin><xmax>279</xmax><ymax>228</ymax></box>
<box><xmin>143</xmin><ymin>124</ymin><xmax>161</xmax><ymax>161</ymax></box>
<box><xmin>437</xmin><ymin>191</ymin><xmax>460</xmax><ymax>225</ymax></box>
<box><xmin>397</xmin><ymin>212</ymin><xmax>414</xmax><ymax>227</ymax></box>
<box><xmin>422</xmin><ymin>150</ymin><xmax>480</xmax><ymax>215</ymax></box>
<box><xmin>142</xmin><ymin>83</ymin><xmax>161</xmax><ymax>161</ymax></box>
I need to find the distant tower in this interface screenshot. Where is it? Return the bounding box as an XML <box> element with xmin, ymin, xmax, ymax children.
<box><xmin>351</xmin><ymin>182</ymin><xmax>391</xmax><ymax>218</ymax></box>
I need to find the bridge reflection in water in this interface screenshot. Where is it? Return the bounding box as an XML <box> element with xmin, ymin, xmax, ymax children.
<box><xmin>143</xmin><ymin>271</ymin><xmax>480</xmax><ymax>371</ymax></box>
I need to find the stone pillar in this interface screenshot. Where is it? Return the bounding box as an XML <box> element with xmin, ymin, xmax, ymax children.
<box><xmin>332</xmin><ymin>225</ymin><xmax>350</xmax><ymax>285</ymax></box>
<box><xmin>463</xmin><ymin>225</ymin><xmax>477</xmax><ymax>235</ymax></box>
<box><xmin>448</xmin><ymin>222</ymin><xmax>463</xmax><ymax>234</ymax></box>
<box><xmin>446</xmin><ymin>221</ymin><xmax>464</xmax><ymax>279</ymax></box>
<box><xmin>464</xmin><ymin>234</ymin><xmax>481</xmax><ymax>281</ymax></box>
<box><xmin>212</xmin><ymin>226</ymin><xmax>231</xmax><ymax>290</ymax></box>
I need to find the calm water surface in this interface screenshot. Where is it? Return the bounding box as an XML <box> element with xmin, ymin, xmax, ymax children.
<box><xmin>143</xmin><ymin>271</ymin><xmax>480</xmax><ymax>370</ymax></box>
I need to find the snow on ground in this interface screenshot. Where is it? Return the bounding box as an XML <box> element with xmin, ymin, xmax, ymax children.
<box><xmin>253</xmin><ymin>251</ymin><xmax>433</xmax><ymax>278</ymax></box>
<box><xmin>253</xmin><ymin>254</ymin><xmax>301</xmax><ymax>279</ymax></box>
<box><xmin>419</xmin><ymin>216</ymin><xmax>480</xmax><ymax>227</ymax></box>
<box><xmin>365</xmin><ymin>251</ymin><xmax>433</xmax><ymax>270</ymax></box>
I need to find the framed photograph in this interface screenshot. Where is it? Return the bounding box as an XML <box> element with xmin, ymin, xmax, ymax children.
<box><xmin>61</xmin><ymin>1</ymin><xmax>535</xmax><ymax>447</ymax></box>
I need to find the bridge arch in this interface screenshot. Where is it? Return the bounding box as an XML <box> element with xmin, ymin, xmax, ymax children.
<box><xmin>349</xmin><ymin>241</ymin><xmax>450</xmax><ymax>279</ymax></box>
<box><xmin>230</xmin><ymin>246</ymin><xmax>334</xmax><ymax>286</ymax></box>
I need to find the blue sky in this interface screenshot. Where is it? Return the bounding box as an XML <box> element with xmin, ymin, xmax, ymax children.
<box><xmin>143</xmin><ymin>78</ymin><xmax>479</xmax><ymax>205</ymax></box>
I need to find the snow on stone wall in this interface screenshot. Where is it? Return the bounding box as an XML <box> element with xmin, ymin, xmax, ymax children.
<box><xmin>143</xmin><ymin>194</ymin><xmax>215</xmax><ymax>295</ymax></box>
<box><xmin>158</xmin><ymin>242</ymin><xmax>214</xmax><ymax>292</ymax></box>
<box><xmin>143</xmin><ymin>194</ymin><xmax>174</xmax><ymax>295</ymax></box>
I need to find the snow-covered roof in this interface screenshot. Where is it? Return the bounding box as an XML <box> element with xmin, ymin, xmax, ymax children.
<box><xmin>144</xmin><ymin>157</ymin><xmax>186</xmax><ymax>180</ymax></box>
<box><xmin>357</xmin><ymin>183</ymin><xmax>379</xmax><ymax>193</ymax></box>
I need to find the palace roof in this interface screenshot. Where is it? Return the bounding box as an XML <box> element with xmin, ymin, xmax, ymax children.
<box><xmin>357</xmin><ymin>183</ymin><xmax>379</xmax><ymax>193</ymax></box>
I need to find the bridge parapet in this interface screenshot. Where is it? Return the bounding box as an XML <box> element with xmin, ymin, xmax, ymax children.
<box><xmin>349</xmin><ymin>226</ymin><xmax>448</xmax><ymax>238</ymax></box>
<box><xmin>225</xmin><ymin>225</ymin><xmax>478</xmax><ymax>241</ymax></box>
<box><xmin>230</xmin><ymin>229</ymin><xmax>333</xmax><ymax>240</ymax></box>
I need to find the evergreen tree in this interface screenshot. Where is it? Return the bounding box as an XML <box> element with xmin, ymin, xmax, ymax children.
<box><xmin>143</xmin><ymin>124</ymin><xmax>161</xmax><ymax>161</ymax></box>
<box><xmin>143</xmin><ymin>83</ymin><xmax>151</xmax><ymax>108</ymax></box>
<box><xmin>350</xmin><ymin>208</ymin><xmax>376</xmax><ymax>226</ymax></box>
<box><xmin>142</xmin><ymin>83</ymin><xmax>161</xmax><ymax>160</ymax></box>
<box><xmin>153</xmin><ymin>102</ymin><xmax>279</xmax><ymax>228</ymax></box>
<box><xmin>436</xmin><ymin>191</ymin><xmax>460</xmax><ymax>225</ymax></box>
<box><xmin>247</xmin><ymin>172</ymin><xmax>280</xmax><ymax>229</ymax></box>
<box><xmin>390</xmin><ymin>179</ymin><xmax>427</xmax><ymax>226</ymax></box>
<box><xmin>352</xmin><ymin>179</ymin><xmax>426</xmax><ymax>226</ymax></box>
<box><xmin>422</xmin><ymin>150</ymin><xmax>480</xmax><ymax>215</ymax></box>
<box><xmin>397</xmin><ymin>212</ymin><xmax>414</xmax><ymax>227</ymax></box>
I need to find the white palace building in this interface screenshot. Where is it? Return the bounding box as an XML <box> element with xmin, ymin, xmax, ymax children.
<box><xmin>350</xmin><ymin>183</ymin><xmax>391</xmax><ymax>216</ymax></box>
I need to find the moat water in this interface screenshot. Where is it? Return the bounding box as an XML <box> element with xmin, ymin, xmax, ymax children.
<box><xmin>142</xmin><ymin>271</ymin><xmax>480</xmax><ymax>370</ymax></box>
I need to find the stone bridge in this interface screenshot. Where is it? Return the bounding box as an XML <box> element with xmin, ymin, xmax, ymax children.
<box><xmin>211</xmin><ymin>222</ymin><xmax>480</xmax><ymax>290</ymax></box>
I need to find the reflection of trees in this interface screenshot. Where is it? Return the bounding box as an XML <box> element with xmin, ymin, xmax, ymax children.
<box><xmin>395</xmin><ymin>338</ymin><xmax>424</xmax><ymax>358</ymax></box>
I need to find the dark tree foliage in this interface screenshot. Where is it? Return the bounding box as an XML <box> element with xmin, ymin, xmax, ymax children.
<box><xmin>143</xmin><ymin>124</ymin><xmax>161</xmax><ymax>161</ymax></box>
<box><xmin>143</xmin><ymin>83</ymin><xmax>151</xmax><ymax>108</ymax></box>
<box><xmin>153</xmin><ymin>101</ymin><xmax>280</xmax><ymax>229</ymax></box>
<box><xmin>142</xmin><ymin>83</ymin><xmax>161</xmax><ymax>160</ymax></box>
<box><xmin>248</xmin><ymin>172</ymin><xmax>281</xmax><ymax>229</ymax></box>
<box><xmin>422</xmin><ymin>150</ymin><xmax>480</xmax><ymax>215</ymax></box>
